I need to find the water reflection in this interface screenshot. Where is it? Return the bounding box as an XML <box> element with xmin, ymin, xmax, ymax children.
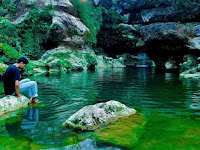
<box><xmin>1</xmin><ymin>68</ymin><xmax>200</xmax><ymax>149</ymax></box>
<box><xmin>21</xmin><ymin>107</ymin><xmax>39</xmax><ymax>130</ymax></box>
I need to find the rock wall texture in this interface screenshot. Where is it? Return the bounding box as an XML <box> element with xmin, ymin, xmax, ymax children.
<box><xmin>92</xmin><ymin>0</ymin><xmax>200</xmax><ymax>70</ymax></box>
<box><xmin>5</xmin><ymin>0</ymin><xmax>89</xmax><ymax>47</ymax></box>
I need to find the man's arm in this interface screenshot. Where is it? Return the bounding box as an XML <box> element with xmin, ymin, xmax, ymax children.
<box><xmin>15</xmin><ymin>80</ymin><xmax>21</xmax><ymax>97</ymax></box>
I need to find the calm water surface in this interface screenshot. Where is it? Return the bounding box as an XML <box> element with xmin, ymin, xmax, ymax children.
<box><xmin>0</xmin><ymin>68</ymin><xmax>200</xmax><ymax>149</ymax></box>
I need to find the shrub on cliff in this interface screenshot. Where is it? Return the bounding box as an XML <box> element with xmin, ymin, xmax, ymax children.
<box><xmin>0</xmin><ymin>17</ymin><xmax>19</xmax><ymax>47</ymax></box>
<box><xmin>0</xmin><ymin>43</ymin><xmax>20</xmax><ymax>64</ymax></box>
<box><xmin>71</xmin><ymin>0</ymin><xmax>102</xmax><ymax>44</ymax></box>
<box><xmin>0</xmin><ymin>4</ymin><xmax>55</xmax><ymax>61</ymax></box>
<box><xmin>0</xmin><ymin>0</ymin><xmax>17</xmax><ymax>17</ymax></box>
<box><xmin>17</xmin><ymin>4</ymin><xmax>54</xmax><ymax>60</ymax></box>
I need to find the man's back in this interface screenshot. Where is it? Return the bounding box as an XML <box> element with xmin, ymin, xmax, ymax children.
<box><xmin>4</xmin><ymin>65</ymin><xmax>20</xmax><ymax>95</ymax></box>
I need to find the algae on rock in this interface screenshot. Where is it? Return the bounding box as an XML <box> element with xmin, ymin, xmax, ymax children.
<box><xmin>93</xmin><ymin>113</ymin><xmax>147</xmax><ymax>149</ymax></box>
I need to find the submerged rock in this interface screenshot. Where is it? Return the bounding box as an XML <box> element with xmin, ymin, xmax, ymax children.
<box><xmin>63</xmin><ymin>100</ymin><xmax>136</xmax><ymax>130</ymax></box>
<box><xmin>0</xmin><ymin>95</ymin><xmax>29</xmax><ymax>116</ymax></box>
<box><xmin>93</xmin><ymin>113</ymin><xmax>146</xmax><ymax>149</ymax></box>
<box><xmin>57</xmin><ymin>139</ymin><xmax>122</xmax><ymax>150</ymax></box>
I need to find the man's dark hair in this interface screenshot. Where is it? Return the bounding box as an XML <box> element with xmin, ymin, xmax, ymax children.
<box><xmin>17</xmin><ymin>57</ymin><xmax>29</xmax><ymax>64</ymax></box>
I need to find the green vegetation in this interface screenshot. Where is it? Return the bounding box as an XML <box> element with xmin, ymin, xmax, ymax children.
<box><xmin>0</xmin><ymin>63</ymin><xmax>8</xmax><ymax>78</ymax></box>
<box><xmin>0</xmin><ymin>4</ymin><xmax>54</xmax><ymax>64</ymax></box>
<box><xmin>135</xmin><ymin>115</ymin><xmax>200</xmax><ymax>150</ymax></box>
<box><xmin>17</xmin><ymin>4</ymin><xmax>54</xmax><ymax>59</ymax></box>
<box><xmin>0</xmin><ymin>17</ymin><xmax>20</xmax><ymax>64</ymax></box>
<box><xmin>93</xmin><ymin>113</ymin><xmax>147</xmax><ymax>149</ymax></box>
<box><xmin>0</xmin><ymin>17</ymin><xmax>18</xmax><ymax>46</ymax></box>
<box><xmin>71</xmin><ymin>0</ymin><xmax>102</xmax><ymax>44</ymax></box>
<box><xmin>101</xmin><ymin>7</ymin><xmax>124</xmax><ymax>25</ymax></box>
<box><xmin>0</xmin><ymin>0</ymin><xmax>17</xmax><ymax>17</ymax></box>
<box><xmin>180</xmin><ymin>55</ymin><xmax>199</xmax><ymax>73</ymax></box>
<box><xmin>0</xmin><ymin>43</ymin><xmax>20</xmax><ymax>64</ymax></box>
<box><xmin>84</xmin><ymin>54</ymin><xmax>97</xmax><ymax>66</ymax></box>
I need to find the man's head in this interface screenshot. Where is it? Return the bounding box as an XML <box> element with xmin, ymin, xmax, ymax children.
<box><xmin>17</xmin><ymin>57</ymin><xmax>29</xmax><ymax>69</ymax></box>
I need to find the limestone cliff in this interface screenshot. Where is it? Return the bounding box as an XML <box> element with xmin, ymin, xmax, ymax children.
<box><xmin>92</xmin><ymin>0</ymin><xmax>200</xmax><ymax>71</ymax></box>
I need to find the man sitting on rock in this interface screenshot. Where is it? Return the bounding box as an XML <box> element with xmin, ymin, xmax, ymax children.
<box><xmin>3</xmin><ymin>57</ymin><xmax>39</xmax><ymax>103</ymax></box>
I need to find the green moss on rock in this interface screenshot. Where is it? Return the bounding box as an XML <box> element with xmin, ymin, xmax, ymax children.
<box><xmin>93</xmin><ymin>113</ymin><xmax>147</xmax><ymax>149</ymax></box>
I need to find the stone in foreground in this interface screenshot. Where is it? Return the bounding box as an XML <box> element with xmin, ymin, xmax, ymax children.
<box><xmin>0</xmin><ymin>95</ymin><xmax>29</xmax><ymax>116</ymax></box>
<box><xmin>63</xmin><ymin>100</ymin><xmax>136</xmax><ymax>130</ymax></box>
<box><xmin>51</xmin><ymin>139</ymin><xmax>121</xmax><ymax>150</ymax></box>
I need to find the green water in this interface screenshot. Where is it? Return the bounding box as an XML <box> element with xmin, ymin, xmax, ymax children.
<box><xmin>0</xmin><ymin>68</ymin><xmax>200</xmax><ymax>149</ymax></box>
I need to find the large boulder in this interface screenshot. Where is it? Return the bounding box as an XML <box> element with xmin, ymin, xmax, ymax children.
<box><xmin>139</xmin><ymin>22</ymin><xmax>187</xmax><ymax>42</ymax></box>
<box><xmin>58</xmin><ymin>139</ymin><xmax>121</xmax><ymax>150</ymax></box>
<box><xmin>140</xmin><ymin>5</ymin><xmax>200</xmax><ymax>23</ymax></box>
<box><xmin>63</xmin><ymin>100</ymin><xmax>136</xmax><ymax>130</ymax></box>
<box><xmin>0</xmin><ymin>95</ymin><xmax>29</xmax><ymax>116</ymax></box>
<box><xmin>40</xmin><ymin>47</ymin><xmax>125</xmax><ymax>72</ymax></box>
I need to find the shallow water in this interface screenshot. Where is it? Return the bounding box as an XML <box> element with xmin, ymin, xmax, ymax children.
<box><xmin>0</xmin><ymin>68</ymin><xmax>200</xmax><ymax>149</ymax></box>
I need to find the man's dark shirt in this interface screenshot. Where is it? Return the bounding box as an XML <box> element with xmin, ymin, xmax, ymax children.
<box><xmin>3</xmin><ymin>65</ymin><xmax>20</xmax><ymax>95</ymax></box>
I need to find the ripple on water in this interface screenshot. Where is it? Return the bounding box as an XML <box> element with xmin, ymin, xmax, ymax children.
<box><xmin>1</xmin><ymin>69</ymin><xmax>200</xmax><ymax>149</ymax></box>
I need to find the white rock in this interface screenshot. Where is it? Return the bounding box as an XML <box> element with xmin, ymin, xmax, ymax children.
<box><xmin>0</xmin><ymin>95</ymin><xmax>29</xmax><ymax>116</ymax></box>
<box><xmin>63</xmin><ymin>100</ymin><xmax>136</xmax><ymax>130</ymax></box>
<box><xmin>187</xmin><ymin>37</ymin><xmax>200</xmax><ymax>50</ymax></box>
<box><xmin>180</xmin><ymin>73</ymin><xmax>200</xmax><ymax>78</ymax></box>
<box><xmin>53</xmin><ymin>10</ymin><xmax>89</xmax><ymax>35</ymax></box>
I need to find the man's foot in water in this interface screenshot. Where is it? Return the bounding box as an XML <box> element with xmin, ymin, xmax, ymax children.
<box><xmin>30</xmin><ymin>97</ymin><xmax>40</xmax><ymax>104</ymax></box>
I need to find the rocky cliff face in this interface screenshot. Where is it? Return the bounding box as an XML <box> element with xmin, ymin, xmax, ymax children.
<box><xmin>5</xmin><ymin>0</ymin><xmax>89</xmax><ymax>48</ymax></box>
<box><xmin>93</xmin><ymin>0</ymin><xmax>200</xmax><ymax>70</ymax></box>
<box><xmin>3</xmin><ymin>0</ymin><xmax>200</xmax><ymax>71</ymax></box>
<box><xmin>94</xmin><ymin>0</ymin><xmax>200</xmax><ymax>24</ymax></box>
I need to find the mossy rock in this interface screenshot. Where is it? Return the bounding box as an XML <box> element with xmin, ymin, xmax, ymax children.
<box><xmin>92</xmin><ymin>113</ymin><xmax>147</xmax><ymax>149</ymax></box>
<box><xmin>22</xmin><ymin>60</ymin><xmax>47</xmax><ymax>76</ymax></box>
<box><xmin>0</xmin><ymin>95</ymin><xmax>29</xmax><ymax>116</ymax></box>
<box><xmin>62</xmin><ymin>135</ymin><xmax>86</xmax><ymax>146</ymax></box>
